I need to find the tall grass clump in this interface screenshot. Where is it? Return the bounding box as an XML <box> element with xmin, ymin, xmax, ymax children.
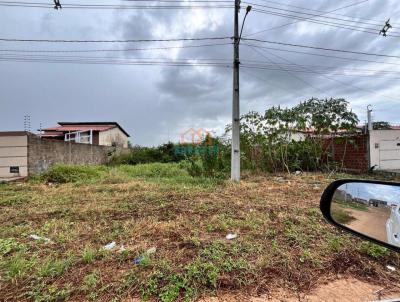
<box><xmin>38</xmin><ymin>164</ymin><xmax>107</xmax><ymax>184</ymax></box>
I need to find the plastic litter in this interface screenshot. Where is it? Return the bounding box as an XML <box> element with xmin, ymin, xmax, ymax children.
<box><xmin>387</xmin><ymin>265</ymin><xmax>396</xmax><ymax>272</ymax></box>
<box><xmin>133</xmin><ymin>255</ymin><xmax>145</xmax><ymax>265</ymax></box>
<box><xmin>103</xmin><ymin>241</ymin><xmax>116</xmax><ymax>250</ymax></box>
<box><xmin>146</xmin><ymin>247</ymin><xmax>157</xmax><ymax>254</ymax></box>
<box><xmin>226</xmin><ymin>233</ymin><xmax>238</xmax><ymax>240</ymax></box>
<box><xmin>133</xmin><ymin>247</ymin><xmax>157</xmax><ymax>265</ymax></box>
<box><xmin>28</xmin><ymin>234</ymin><xmax>51</xmax><ymax>243</ymax></box>
<box><xmin>294</xmin><ymin>170</ymin><xmax>302</xmax><ymax>175</ymax></box>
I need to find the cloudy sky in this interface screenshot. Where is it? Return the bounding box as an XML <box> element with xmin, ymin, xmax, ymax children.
<box><xmin>1</xmin><ymin>0</ymin><xmax>400</xmax><ymax>145</ymax></box>
<box><xmin>339</xmin><ymin>182</ymin><xmax>400</xmax><ymax>204</ymax></box>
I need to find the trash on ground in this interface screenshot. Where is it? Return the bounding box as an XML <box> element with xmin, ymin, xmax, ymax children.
<box><xmin>226</xmin><ymin>233</ymin><xmax>238</xmax><ymax>240</ymax></box>
<box><xmin>103</xmin><ymin>241</ymin><xmax>116</xmax><ymax>250</ymax></box>
<box><xmin>133</xmin><ymin>255</ymin><xmax>145</xmax><ymax>265</ymax></box>
<box><xmin>146</xmin><ymin>247</ymin><xmax>157</xmax><ymax>254</ymax></box>
<box><xmin>28</xmin><ymin>234</ymin><xmax>51</xmax><ymax>243</ymax></box>
<box><xmin>387</xmin><ymin>265</ymin><xmax>396</xmax><ymax>271</ymax></box>
<box><xmin>294</xmin><ymin>170</ymin><xmax>302</xmax><ymax>175</ymax></box>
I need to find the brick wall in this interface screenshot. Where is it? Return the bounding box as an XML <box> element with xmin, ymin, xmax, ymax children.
<box><xmin>27</xmin><ymin>134</ymin><xmax>127</xmax><ymax>175</ymax></box>
<box><xmin>324</xmin><ymin>134</ymin><xmax>369</xmax><ymax>172</ymax></box>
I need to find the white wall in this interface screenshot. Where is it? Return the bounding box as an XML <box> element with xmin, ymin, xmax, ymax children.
<box><xmin>0</xmin><ymin>135</ymin><xmax>28</xmax><ymax>178</ymax></box>
<box><xmin>98</xmin><ymin>127</ymin><xmax>129</xmax><ymax>148</ymax></box>
<box><xmin>370</xmin><ymin>130</ymin><xmax>400</xmax><ymax>170</ymax></box>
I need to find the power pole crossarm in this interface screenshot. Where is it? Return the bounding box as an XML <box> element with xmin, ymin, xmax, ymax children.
<box><xmin>231</xmin><ymin>0</ymin><xmax>241</xmax><ymax>182</ymax></box>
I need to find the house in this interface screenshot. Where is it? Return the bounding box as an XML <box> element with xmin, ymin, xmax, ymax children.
<box><xmin>0</xmin><ymin>130</ymin><xmax>129</xmax><ymax>180</ymax></box>
<box><xmin>369</xmin><ymin>198</ymin><xmax>388</xmax><ymax>208</ymax></box>
<box><xmin>40</xmin><ymin>122</ymin><xmax>130</xmax><ymax>148</ymax></box>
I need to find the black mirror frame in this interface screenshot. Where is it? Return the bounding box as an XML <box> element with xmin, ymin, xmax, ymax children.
<box><xmin>320</xmin><ymin>179</ymin><xmax>400</xmax><ymax>253</ymax></box>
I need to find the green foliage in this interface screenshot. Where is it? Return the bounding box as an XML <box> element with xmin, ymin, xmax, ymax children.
<box><xmin>360</xmin><ymin>242</ymin><xmax>389</xmax><ymax>259</ymax></box>
<box><xmin>3</xmin><ymin>253</ymin><xmax>37</xmax><ymax>280</ymax></box>
<box><xmin>110</xmin><ymin>143</ymin><xmax>186</xmax><ymax>165</ymax></box>
<box><xmin>37</xmin><ymin>256</ymin><xmax>74</xmax><ymax>278</ymax></box>
<box><xmin>373</xmin><ymin>121</ymin><xmax>392</xmax><ymax>130</ymax></box>
<box><xmin>181</xmin><ymin>136</ymin><xmax>230</xmax><ymax>178</ymax></box>
<box><xmin>0</xmin><ymin>238</ymin><xmax>26</xmax><ymax>257</ymax></box>
<box><xmin>39</xmin><ymin>164</ymin><xmax>107</xmax><ymax>183</ymax></box>
<box><xmin>231</xmin><ymin>98</ymin><xmax>359</xmax><ymax>172</ymax></box>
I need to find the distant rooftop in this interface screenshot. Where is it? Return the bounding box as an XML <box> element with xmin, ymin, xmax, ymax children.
<box><xmin>41</xmin><ymin>122</ymin><xmax>130</xmax><ymax>137</ymax></box>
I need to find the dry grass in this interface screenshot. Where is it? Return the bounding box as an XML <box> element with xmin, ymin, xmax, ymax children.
<box><xmin>1</xmin><ymin>164</ymin><xmax>400</xmax><ymax>301</ymax></box>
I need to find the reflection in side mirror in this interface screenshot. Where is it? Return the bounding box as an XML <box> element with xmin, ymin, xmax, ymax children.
<box><xmin>330</xmin><ymin>182</ymin><xmax>400</xmax><ymax>248</ymax></box>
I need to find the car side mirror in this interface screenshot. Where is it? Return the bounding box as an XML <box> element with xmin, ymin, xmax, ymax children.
<box><xmin>320</xmin><ymin>179</ymin><xmax>400</xmax><ymax>252</ymax></box>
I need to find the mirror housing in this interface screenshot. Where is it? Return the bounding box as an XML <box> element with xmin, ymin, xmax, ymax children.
<box><xmin>320</xmin><ymin>179</ymin><xmax>400</xmax><ymax>252</ymax></box>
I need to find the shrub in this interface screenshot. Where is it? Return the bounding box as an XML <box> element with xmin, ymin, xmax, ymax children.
<box><xmin>39</xmin><ymin>164</ymin><xmax>107</xmax><ymax>183</ymax></box>
<box><xmin>110</xmin><ymin>143</ymin><xmax>185</xmax><ymax>165</ymax></box>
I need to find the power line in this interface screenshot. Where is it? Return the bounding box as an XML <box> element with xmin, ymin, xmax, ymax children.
<box><xmin>0</xmin><ymin>56</ymin><xmax>233</xmax><ymax>67</ymax></box>
<box><xmin>249</xmin><ymin>0</ymin><xmax>395</xmax><ymax>25</ymax></box>
<box><xmin>0</xmin><ymin>36</ymin><xmax>232</xmax><ymax>43</ymax></box>
<box><xmin>2</xmin><ymin>51</ymin><xmax>400</xmax><ymax>77</ymax></box>
<box><xmin>0</xmin><ymin>42</ymin><xmax>232</xmax><ymax>53</ymax></box>
<box><xmin>250</xmin><ymin>8</ymin><xmax>400</xmax><ymax>37</ymax></box>
<box><xmin>0</xmin><ymin>1</ymin><xmax>233</xmax><ymax>9</ymax></box>
<box><xmin>244</xmin><ymin>44</ymin><xmax>400</xmax><ymax>100</ymax></box>
<box><xmin>241</xmin><ymin>38</ymin><xmax>400</xmax><ymax>59</ymax></box>
<box><xmin>246</xmin><ymin>45</ymin><xmax>325</xmax><ymax>94</ymax></box>
<box><xmin>244</xmin><ymin>0</ymin><xmax>369</xmax><ymax>37</ymax></box>
<box><xmin>245</xmin><ymin>1</ymin><xmax>385</xmax><ymax>28</ymax></box>
<box><xmin>242</xmin><ymin>43</ymin><xmax>400</xmax><ymax>67</ymax></box>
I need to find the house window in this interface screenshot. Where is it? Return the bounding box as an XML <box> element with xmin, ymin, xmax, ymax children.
<box><xmin>10</xmin><ymin>166</ymin><xmax>19</xmax><ymax>173</ymax></box>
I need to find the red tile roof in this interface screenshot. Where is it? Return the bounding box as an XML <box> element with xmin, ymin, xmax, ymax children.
<box><xmin>41</xmin><ymin>122</ymin><xmax>130</xmax><ymax>137</ymax></box>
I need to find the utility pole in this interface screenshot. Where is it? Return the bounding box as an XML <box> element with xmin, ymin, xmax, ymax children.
<box><xmin>231</xmin><ymin>0</ymin><xmax>241</xmax><ymax>182</ymax></box>
<box><xmin>367</xmin><ymin>105</ymin><xmax>373</xmax><ymax>132</ymax></box>
<box><xmin>231</xmin><ymin>1</ymin><xmax>251</xmax><ymax>182</ymax></box>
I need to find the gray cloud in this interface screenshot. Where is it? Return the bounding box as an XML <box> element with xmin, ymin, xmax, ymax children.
<box><xmin>1</xmin><ymin>1</ymin><xmax>400</xmax><ymax>145</ymax></box>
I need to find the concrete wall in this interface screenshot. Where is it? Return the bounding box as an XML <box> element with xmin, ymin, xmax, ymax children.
<box><xmin>0</xmin><ymin>133</ymin><xmax>28</xmax><ymax>178</ymax></box>
<box><xmin>369</xmin><ymin>130</ymin><xmax>400</xmax><ymax>170</ymax></box>
<box><xmin>99</xmin><ymin>127</ymin><xmax>129</xmax><ymax>148</ymax></box>
<box><xmin>27</xmin><ymin>134</ymin><xmax>126</xmax><ymax>175</ymax></box>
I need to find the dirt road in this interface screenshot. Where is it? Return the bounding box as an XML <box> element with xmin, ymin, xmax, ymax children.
<box><xmin>345</xmin><ymin>207</ymin><xmax>390</xmax><ymax>243</ymax></box>
<box><xmin>199</xmin><ymin>278</ymin><xmax>400</xmax><ymax>302</ymax></box>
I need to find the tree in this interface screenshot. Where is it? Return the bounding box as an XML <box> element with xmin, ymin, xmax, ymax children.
<box><xmin>373</xmin><ymin>121</ymin><xmax>392</xmax><ymax>130</ymax></box>
<box><xmin>229</xmin><ymin>97</ymin><xmax>360</xmax><ymax>172</ymax></box>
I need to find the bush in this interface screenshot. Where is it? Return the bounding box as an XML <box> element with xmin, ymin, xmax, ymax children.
<box><xmin>118</xmin><ymin>163</ymin><xmax>190</xmax><ymax>179</ymax></box>
<box><xmin>110</xmin><ymin>143</ymin><xmax>185</xmax><ymax>165</ymax></box>
<box><xmin>39</xmin><ymin>164</ymin><xmax>107</xmax><ymax>183</ymax></box>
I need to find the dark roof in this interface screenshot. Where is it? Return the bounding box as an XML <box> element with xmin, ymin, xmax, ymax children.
<box><xmin>0</xmin><ymin>131</ymin><xmax>30</xmax><ymax>137</ymax></box>
<box><xmin>42</xmin><ymin>122</ymin><xmax>130</xmax><ymax>137</ymax></box>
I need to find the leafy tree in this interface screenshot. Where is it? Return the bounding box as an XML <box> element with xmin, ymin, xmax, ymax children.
<box><xmin>230</xmin><ymin>98</ymin><xmax>359</xmax><ymax>172</ymax></box>
<box><xmin>373</xmin><ymin>121</ymin><xmax>392</xmax><ymax>130</ymax></box>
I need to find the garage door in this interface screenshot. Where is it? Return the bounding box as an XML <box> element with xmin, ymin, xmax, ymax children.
<box><xmin>379</xmin><ymin>140</ymin><xmax>400</xmax><ymax>170</ymax></box>
<box><xmin>0</xmin><ymin>134</ymin><xmax>28</xmax><ymax>179</ymax></box>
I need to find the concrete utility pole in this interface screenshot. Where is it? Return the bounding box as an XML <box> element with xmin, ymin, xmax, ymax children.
<box><xmin>231</xmin><ymin>0</ymin><xmax>241</xmax><ymax>182</ymax></box>
<box><xmin>367</xmin><ymin>105</ymin><xmax>373</xmax><ymax>132</ymax></box>
<box><xmin>231</xmin><ymin>1</ymin><xmax>251</xmax><ymax>182</ymax></box>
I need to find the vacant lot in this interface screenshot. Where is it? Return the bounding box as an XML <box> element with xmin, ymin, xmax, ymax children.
<box><xmin>1</xmin><ymin>164</ymin><xmax>400</xmax><ymax>301</ymax></box>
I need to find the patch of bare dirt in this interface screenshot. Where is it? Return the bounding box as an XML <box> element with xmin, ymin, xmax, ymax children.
<box><xmin>199</xmin><ymin>278</ymin><xmax>400</xmax><ymax>302</ymax></box>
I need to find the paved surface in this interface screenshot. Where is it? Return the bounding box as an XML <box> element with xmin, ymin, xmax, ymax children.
<box><xmin>0</xmin><ymin>176</ymin><xmax>25</xmax><ymax>183</ymax></box>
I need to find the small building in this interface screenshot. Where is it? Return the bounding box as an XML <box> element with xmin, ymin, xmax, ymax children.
<box><xmin>0</xmin><ymin>125</ymin><xmax>130</xmax><ymax>179</ymax></box>
<box><xmin>369</xmin><ymin>129</ymin><xmax>400</xmax><ymax>171</ymax></box>
<box><xmin>40</xmin><ymin>122</ymin><xmax>130</xmax><ymax>148</ymax></box>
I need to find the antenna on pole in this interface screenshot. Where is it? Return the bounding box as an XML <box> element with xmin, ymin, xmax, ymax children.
<box><xmin>24</xmin><ymin>115</ymin><xmax>31</xmax><ymax>132</ymax></box>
